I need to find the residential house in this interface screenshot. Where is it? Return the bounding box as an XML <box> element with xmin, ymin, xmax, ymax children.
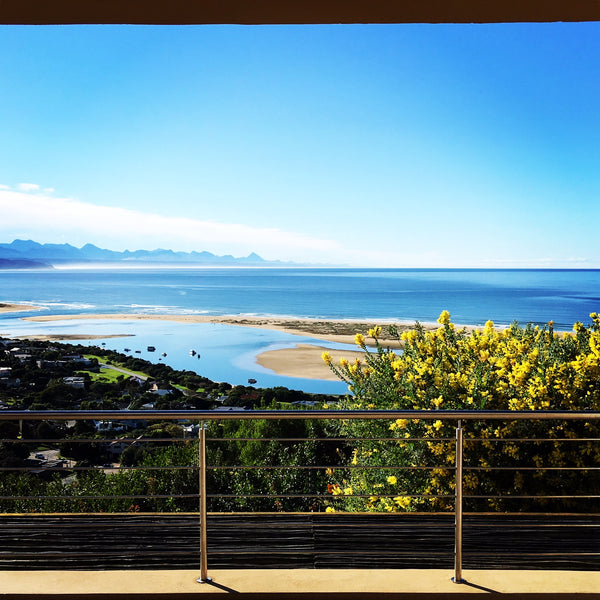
<box><xmin>63</xmin><ymin>376</ymin><xmax>86</xmax><ymax>389</ymax></box>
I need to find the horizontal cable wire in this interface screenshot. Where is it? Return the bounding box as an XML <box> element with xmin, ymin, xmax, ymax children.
<box><xmin>1</xmin><ymin>407</ymin><xmax>599</xmax><ymax>572</ymax></box>
<box><xmin>2</xmin><ymin>409</ymin><xmax>599</xmax><ymax>421</ymax></box>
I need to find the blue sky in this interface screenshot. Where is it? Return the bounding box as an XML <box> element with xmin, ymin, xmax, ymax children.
<box><xmin>0</xmin><ymin>24</ymin><xmax>598</xmax><ymax>267</ymax></box>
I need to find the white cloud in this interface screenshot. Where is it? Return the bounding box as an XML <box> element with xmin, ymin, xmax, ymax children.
<box><xmin>477</xmin><ymin>257</ymin><xmax>592</xmax><ymax>268</ymax></box>
<box><xmin>0</xmin><ymin>184</ymin><xmax>10</xmax><ymax>191</ymax></box>
<box><xmin>0</xmin><ymin>188</ymin><xmax>343</xmax><ymax>262</ymax></box>
<box><xmin>3</xmin><ymin>187</ymin><xmax>594</xmax><ymax>268</ymax></box>
<box><xmin>17</xmin><ymin>183</ymin><xmax>41</xmax><ymax>192</ymax></box>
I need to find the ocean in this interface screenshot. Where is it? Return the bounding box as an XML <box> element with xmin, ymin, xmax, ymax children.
<box><xmin>1</xmin><ymin>267</ymin><xmax>599</xmax><ymax>394</ymax></box>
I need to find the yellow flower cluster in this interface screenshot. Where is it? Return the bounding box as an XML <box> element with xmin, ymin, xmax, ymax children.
<box><xmin>323</xmin><ymin>311</ymin><xmax>600</xmax><ymax>512</ymax></box>
<box><xmin>368</xmin><ymin>326</ymin><xmax>382</xmax><ymax>339</ymax></box>
<box><xmin>329</xmin><ymin>311</ymin><xmax>600</xmax><ymax>415</ymax></box>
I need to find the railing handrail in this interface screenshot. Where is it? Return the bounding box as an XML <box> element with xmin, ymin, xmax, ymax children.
<box><xmin>2</xmin><ymin>408</ymin><xmax>600</xmax><ymax>582</ymax></box>
<box><xmin>2</xmin><ymin>409</ymin><xmax>600</xmax><ymax>421</ymax></box>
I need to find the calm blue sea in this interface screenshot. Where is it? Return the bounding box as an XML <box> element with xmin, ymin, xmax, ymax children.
<box><xmin>1</xmin><ymin>268</ymin><xmax>599</xmax><ymax>393</ymax></box>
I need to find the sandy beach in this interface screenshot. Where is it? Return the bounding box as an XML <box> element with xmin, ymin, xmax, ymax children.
<box><xmin>13</xmin><ymin>333</ymin><xmax>135</xmax><ymax>342</ymax></box>
<box><xmin>256</xmin><ymin>344</ymin><xmax>368</xmax><ymax>381</ymax></box>
<box><xmin>0</xmin><ymin>303</ymin><xmax>42</xmax><ymax>314</ymax></box>
<box><xmin>22</xmin><ymin>312</ymin><xmax>419</xmax><ymax>345</ymax></box>
<box><xmin>0</xmin><ymin>304</ymin><xmax>132</xmax><ymax>342</ymax></box>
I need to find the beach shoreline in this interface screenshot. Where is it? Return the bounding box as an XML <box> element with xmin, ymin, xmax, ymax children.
<box><xmin>0</xmin><ymin>302</ymin><xmax>42</xmax><ymax>314</ymax></box>
<box><xmin>256</xmin><ymin>344</ymin><xmax>366</xmax><ymax>382</ymax></box>
<box><xmin>21</xmin><ymin>312</ymin><xmax>451</xmax><ymax>345</ymax></box>
<box><xmin>10</xmin><ymin>333</ymin><xmax>135</xmax><ymax>342</ymax></box>
<box><xmin>13</xmin><ymin>311</ymin><xmax>488</xmax><ymax>382</ymax></box>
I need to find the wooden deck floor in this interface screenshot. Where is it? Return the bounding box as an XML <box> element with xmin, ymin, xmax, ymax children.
<box><xmin>4</xmin><ymin>567</ymin><xmax>600</xmax><ymax>599</ymax></box>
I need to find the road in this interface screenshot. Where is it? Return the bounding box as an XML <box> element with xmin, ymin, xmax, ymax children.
<box><xmin>98</xmin><ymin>362</ymin><xmax>148</xmax><ymax>381</ymax></box>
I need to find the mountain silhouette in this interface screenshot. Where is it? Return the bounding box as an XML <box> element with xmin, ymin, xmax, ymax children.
<box><xmin>0</xmin><ymin>240</ymin><xmax>274</xmax><ymax>266</ymax></box>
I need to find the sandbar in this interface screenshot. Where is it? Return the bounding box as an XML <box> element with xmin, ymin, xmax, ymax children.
<box><xmin>22</xmin><ymin>312</ymin><xmax>419</xmax><ymax>346</ymax></box>
<box><xmin>10</xmin><ymin>333</ymin><xmax>134</xmax><ymax>342</ymax></box>
<box><xmin>0</xmin><ymin>303</ymin><xmax>41</xmax><ymax>314</ymax></box>
<box><xmin>256</xmin><ymin>344</ymin><xmax>370</xmax><ymax>381</ymax></box>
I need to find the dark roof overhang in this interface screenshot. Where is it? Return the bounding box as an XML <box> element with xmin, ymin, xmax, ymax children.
<box><xmin>1</xmin><ymin>0</ymin><xmax>599</xmax><ymax>25</ymax></box>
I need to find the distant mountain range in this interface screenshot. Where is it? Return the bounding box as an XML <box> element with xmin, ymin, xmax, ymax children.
<box><xmin>0</xmin><ymin>240</ymin><xmax>277</xmax><ymax>269</ymax></box>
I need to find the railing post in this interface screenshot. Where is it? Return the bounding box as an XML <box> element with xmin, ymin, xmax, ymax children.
<box><xmin>197</xmin><ymin>421</ymin><xmax>211</xmax><ymax>583</ymax></box>
<box><xmin>453</xmin><ymin>419</ymin><xmax>464</xmax><ymax>583</ymax></box>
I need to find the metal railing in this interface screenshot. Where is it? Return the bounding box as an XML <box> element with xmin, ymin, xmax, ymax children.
<box><xmin>1</xmin><ymin>409</ymin><xmax>599</xmax><ymax>583</ymax></box>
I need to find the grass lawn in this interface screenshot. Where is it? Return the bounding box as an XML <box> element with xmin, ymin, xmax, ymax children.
<box><xmin>84</xmin><ymin>355</ymin><xmax>149</xmax><ymax>377</ymax></box>
<box><xmin>78</xmin><ymin>367</ymin><xmax>124</xmax><ymax>383</ymax></box>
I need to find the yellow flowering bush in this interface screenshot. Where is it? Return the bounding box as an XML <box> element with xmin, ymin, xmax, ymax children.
<box><xmin>324</xmin><ymin>311</ymin><xmax>600</xmax><ymax>512</ymax></box>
